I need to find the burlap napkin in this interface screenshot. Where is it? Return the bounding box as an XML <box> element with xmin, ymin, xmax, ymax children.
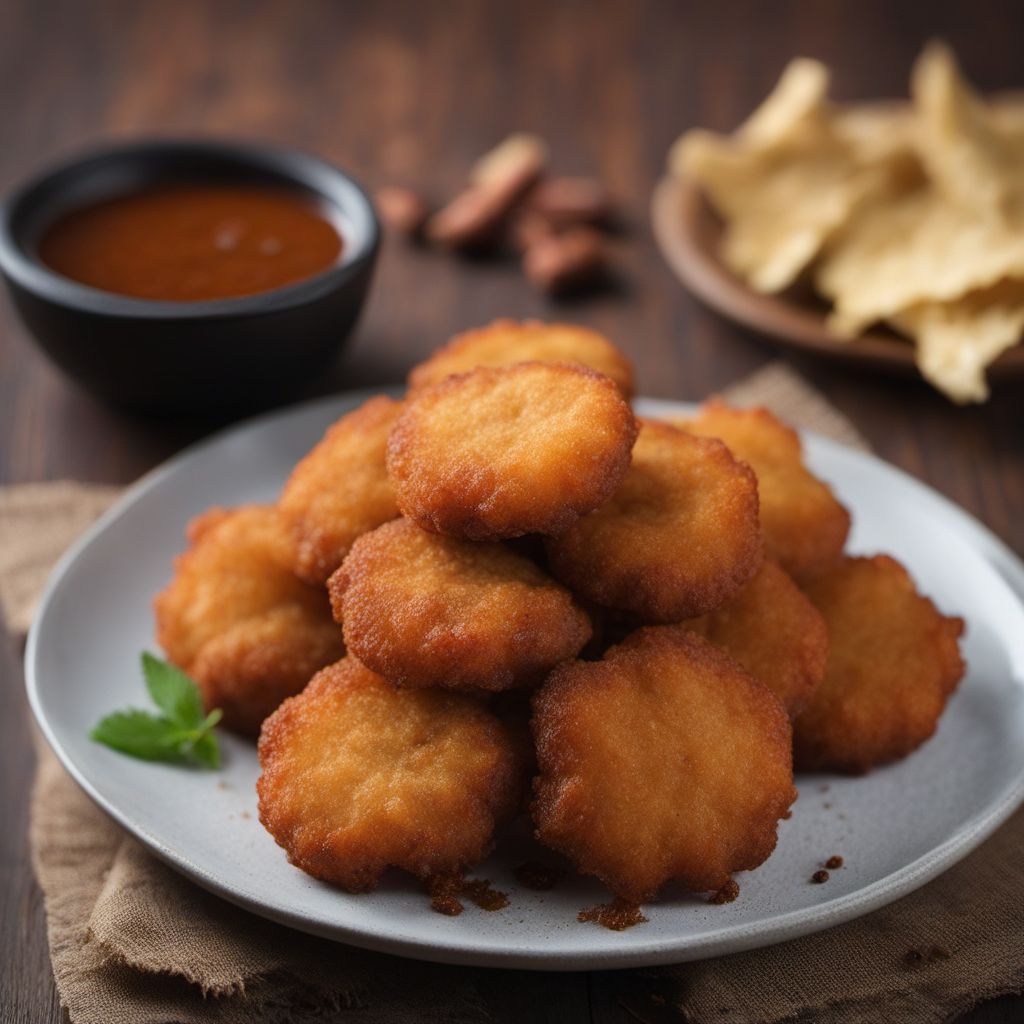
<box><xmin>8</xmin><ymin>364</ymin><xmax>1023</xmax><ymax>1024</ymax></box>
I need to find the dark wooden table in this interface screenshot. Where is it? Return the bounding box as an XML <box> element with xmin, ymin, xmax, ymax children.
<box><xmin>3</xmin><ymin>1</ymin><xmax>1022</xmax><ymax>1021</ymax></box>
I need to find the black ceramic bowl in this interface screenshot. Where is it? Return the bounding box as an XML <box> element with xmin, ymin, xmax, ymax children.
<box><xmin>0</xmin><ymin>139</ymin><xmax>379</xmax><ymax>414</ymax></box>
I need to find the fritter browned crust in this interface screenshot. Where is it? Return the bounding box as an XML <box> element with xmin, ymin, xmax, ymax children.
<box><xmin>387</xmin><ymin>362</ymin><xmax>638</xmax><ymax>540</ymax></box>
<box><xmin>154</xmin><ymin>505</ymin><xmax>344</xmax><ymax>736</ymax></box>
<box><xmin>531</xmin><ymin>627</ymin><xmax>796</xmax><ymax>902</ymax></box>
<box><xmin>546</xmin><ymin>419</ymin><xmax>762</xmax><ymax>621</ymax></box>
<box><xmin>329</xmin><ymin>518</ymin><xmax>592</xmax><ymax>691</ymax></box>
<box><xmin>684</xmin><ymin>558</ymin><xmax>828</xmax><ymax>718</ymax></box>
<box><xmin>257</xmin><ymin>658</ymin><xmax>526</xmax><ymax>891</ymax></box>
<box><xmin>408</xmin><ymin>319</ymin><xmax>634</xmax><ymax>398</ymax></box>
<box><xmin>679</xmin><ymin>402</ymin><xmax>851</xmax><ymax>583</ymax></box>
<box><xmin>278</xmin><ymin>396</ymin><xmax>402</xmax><ymax>585</ymax></box>
<box><xmin>190</xmin><ymin>605</ymin><xmax>346</xmax><ymax>737</ymax></box>
<box><xmin>793</xmin><ymin>555</ymin><xmax>965</xmax><ymax>773</ymax></box>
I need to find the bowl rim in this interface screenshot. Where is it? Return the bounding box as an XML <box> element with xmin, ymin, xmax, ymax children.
<box><xmin>0</xmin><ymin>137</ymin><xmax>380</xmax><ymax>320</ymax></box>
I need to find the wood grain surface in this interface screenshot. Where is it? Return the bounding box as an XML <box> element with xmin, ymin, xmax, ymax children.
<box><xmin>1</xmin><ymin>1</ymin><xmax>1021</xmax><ymax>1021</ymax></box>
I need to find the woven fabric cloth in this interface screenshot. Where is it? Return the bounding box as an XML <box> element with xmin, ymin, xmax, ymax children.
<box><xmin>9</xmin><ymin>364</ymin><xmax>1022</xmax><ymax>1024</ymax></box>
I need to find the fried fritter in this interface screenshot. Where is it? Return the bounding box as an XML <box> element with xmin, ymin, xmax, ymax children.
<box><xmin>408</xmin><ymin>319</ymin><xmax>634</xmax><ymax>398</ymax></box>
<box><xmin>546</xmin><ymin>419</ymin><xmax>762</xmax><ymax>621</ymax></box>
<box><xmin>532</xmin><ymin>627</ymin><xmax>796</xmax><ymax>902</ymax></box>
<box><xmin>387</xmin><ymin>362</ymin><xmax>637</xmax><ymax>540</ymax></box>
<box><xmin>680</xmin><ymin>402</ymin><xmax>850</xmax><ymax>582</ymax></box>
<box><xmin>154</xmin><ymin>505</ymin><xmax>344</xmax><ymax>736</ymax></box>
<box><xmin>278</xmin><ymin>395</ymin><xmax>402</xmax><ymax>585</ymax></box>
<box><xmin>329</xmin><ymin>518</ymin><xmax>592</xmax><ymax>691</ymax></box>
<box><xmin>190</xmin><ymin>605</ymin><xmax>347</xmax><ymax>737</ymax></box>
<box><xmin>794</xmin><ymin>555</ymin><xmax>965</xmax><ymax>773</ymax></box>
<box><xmin>257</xmin><ymin>657</ymin><xmax>526</xmax><ymax>891</ymax></box>
<box><xmin>684</xmin><ymin>558</ymin><xmax>828</xmax><ymax>718</ymax></box>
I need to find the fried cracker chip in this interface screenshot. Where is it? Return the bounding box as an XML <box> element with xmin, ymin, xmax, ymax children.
<box><xmin>819</xmin><ymin>45</ymin><xmax>1024</xmax><ymax>337</ymax></box>
<box><xmin>891</xmin><ymin>279</ymin><xmax>1024</xmax><ymax>402</ymax></box>
<box><xmin>911</xmin><ymin>41</ymin><xmax>1022</xmax><ymax>217</ymax></box>
<box><xmin>672</xmin><ymin>60</ymin><xmax>894</xmax><ymax>293</ymax></box>
<box><xmin>818</xmin><ymin>183</ymin><xmax>1024</xmax><ymax>337</ymax></box>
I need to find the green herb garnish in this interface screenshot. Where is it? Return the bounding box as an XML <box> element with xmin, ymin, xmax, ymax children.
<box><xmin>90</xmin><ymin>652</ymin><xmax>222</xmax><ymax>769</ymax></box>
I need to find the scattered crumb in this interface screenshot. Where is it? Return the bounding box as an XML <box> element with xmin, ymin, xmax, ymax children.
<box><xmin>578</xmin><ymin>898</ymin><xmax>648</xmax><ymax>931</ymax></box>
<box><xmin>462</xmin><ymin>878</ymin><xmax>509</xmax><ymax>912</ymax></box>
<box><xmin>428</xmin><ymin>874</ymin><xmax>463</xmax><ymax>916</ymax></box>
<box><xmin>823</xmin><ymin>802</ymin><xmax>832</xmax><ymax>810</ymax></box>
<box><xmin>514</xmin><ymin>861</ymin><xmax>561</xmax><ymax>891</ymax></box>
<box><xmin>709</xmin><ymin>880</ymin><xmax>740</xmax><ymax>904</ymax></box>
<box><xmin>431</xmin><ymin>894</ymin><xmax>463</xmax><ymax>916</ymax></box>
<box><xmin>240</xmin><ymin>810</ymin><xmax>251</xmax><ymax>820</ymax></box>
<box><xmin>825</xmin><ymin>855</ymin><xmax>844</xmax><ymax>869</ymax></box>
<box><xmin>428</xmin><ymin>874</ymin><xmax>509</xmax><ymax>915</ymax></box>
<box><xmin>818</xmin><ymin>784</ymin><xmax>830</xmax><ymax>793</ymax></box>
<box><xmin>216</xmin><ymin>780</ymin><xmax>229</xmax><ymax>791</ymax></box>
<box><xmin>811</xmin><ymin>869</ymin><xmax>830</xmax><ymax>884</ymax></box>
<box><xmin>428</xmin><ymin>875</ymin><xmax>464</xmax><ymax>916</ymax></box>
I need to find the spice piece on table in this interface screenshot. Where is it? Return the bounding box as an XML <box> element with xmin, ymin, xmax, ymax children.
<box><xmin>510</xmin><ymin>209</ymin><xmax>557</xmax><ymax>253</ymax></box>
<box><xmin>825</xmin><ymin>854</ymin><xmax>844</xmax><ymax>869</ymax></box>
<box><xmin>375</xmin><ymin>186</ymin><xmax>430</xmax><ymax>239</ymax></box>
<box><xmin>469</xmin><ymin>132</ymin><xmax>548</xmax><ymax>189</ymax></box>
<box><xmin>523</xmin><ymin>226</ymin><xmax>608</xmax><ymax>295</ymax></box>
<box><xmin>811</xmin><ymin>869</ymin><xmax>830</xmax><ymax>884</ymax></box>
<box><xmin>426</xmin><ymin>133</ymin><xmax>547</xmax><ymax>250</ymax></box>
<box><xmin>382</xmin><ymin>132</ymin><xmax>622</xmax><ymax>298</ymax></box>
<box><xmin>526</xmin><ymin>176</ymin><xmax>614</xmax><ymax>228</ymax></box>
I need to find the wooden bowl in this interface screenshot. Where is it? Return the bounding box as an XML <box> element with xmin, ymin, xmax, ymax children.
<box><xmin>650</xmin><ymin>174</ymin><xmax>1024</xmax><ymax>379</ymax></box>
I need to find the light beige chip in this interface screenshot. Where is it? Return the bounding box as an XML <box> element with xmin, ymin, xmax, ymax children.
<box><xmin>891</xmin><ymin>279</ymin><xmax>1024</xmax><ymax>403</ymax></box>
<box><xmin>668</xmin><ymin>41</ymin><xmax>1024</xmax><ymax>402</ymax></box>
<box><xmin>735</xmin><ymin>58</ymin><xmax>829</xmax><ymax>148</ymax></box>
<box><xmin>819</xmin><ymin>182</ymin><xmax>1024</xmax><ymax>337</ymax></box>
<box><xmin>672</xmin><ymin>60</ymin><xmax>895</xmax><ymax>293</ymax></box>
<box><xmin>911</xmin><ymin>41</ymin><xmax>1023</xmax><ymax>217</ymax></box>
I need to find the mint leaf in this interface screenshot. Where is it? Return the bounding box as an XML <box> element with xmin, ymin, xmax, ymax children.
<box><xmin>91</xmin><ymin>710</ymin><xmax>185</xmax><ymax>762</ymax></box>
<box><xmin>142</xmin><ymin>652</ymin><xmax>204</xmax><ymax>728</ymax></box>
<box><xmin>90</xmin><ymin>656</ymin><xmax>222</xmax><ymax>769</ymax></box>
<box><xmin>189</xmin><ymin>730</ymin><xmax>221</xmax><ymax>770</ymax></box>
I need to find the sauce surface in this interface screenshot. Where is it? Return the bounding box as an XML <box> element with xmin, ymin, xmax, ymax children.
<box><xmin>38</xmin><ymin>184</ymin><xmax>343</xmax><ymax>302</ymax></box>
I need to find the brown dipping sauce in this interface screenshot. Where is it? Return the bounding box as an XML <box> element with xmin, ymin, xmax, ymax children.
<box><xmin>38</xmin><ymin>183</ymin><xmax>343</xmax><ymax>302</ymax></box>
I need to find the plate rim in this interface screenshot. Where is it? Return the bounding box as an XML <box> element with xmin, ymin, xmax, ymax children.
<box><xmin>650</xmin><ymin>174</ymin><xmax>1024</xmax><ymax>379</ymax></box>
<box><xmin>25</xmin><ymin>389</ymin><xmax>1024</xmax><ymax>971</ymax></box>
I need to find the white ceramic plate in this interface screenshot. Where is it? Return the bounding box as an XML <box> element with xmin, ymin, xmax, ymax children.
<box><xmin>26</xmin><ymin>392</ymin><xmax>1024</xmax><ymax>971</ymax></box>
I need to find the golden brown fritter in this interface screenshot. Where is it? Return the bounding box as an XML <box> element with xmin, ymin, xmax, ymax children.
<box><xmin>793</xmin><ymin>555</ymin><xmax>965</xmax><ymax>773</ymax></box>
<box><xmin>684</xmin><ymin>559</ymin><xmax>828</xmax><ymax>718</ymax></box>
<box><xmin>257</xmin><ymin>658</ymin><xmax>526</xmax><ymax>891</ymax></box>
<box><xmin>189</xmin><ymin>606</ymin><xmax>346</xmax><ymax>737</ymax></box>
<box><xmin>278</xmin><ymin>395</ymin><xmax>402</xmax><ymax>585</ymax></box>
<box><xmin>387</xmin><ymin>362</ymin><xmax>638</xmax><ymax>540</ymax></box>
<box><xmin>329</xmin><ymin>518</ymin><xmax>592</xmax><ymax>691</ymax></box>
<box><xmin>679</xmin><ymin>402</ymin><xmax>850</xmax><ymax>583</ymax></box>
<box><xmin>532</xmin><ymin>627</ymin><xmax>796</xmax><ymax>902</ymax></box>
<box><xmin>154</xmin><ymin>505</ymin><xmax>344</xmax><ymax>736</ymax></box>
<box><xmin>546</xmin><ymin>419</ymin><xmax>762</xmax><ymax>622</ymax></box>
<box><xmin>408</xmin><ymin>319</ymin><xmax>635</xmax><ymax>398</ymax></box>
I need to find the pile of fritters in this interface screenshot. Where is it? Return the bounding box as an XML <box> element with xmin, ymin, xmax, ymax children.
<box><xmin>154</xmin><ymin>318</ymin><xmax>966</xmax><ymax>908</ymax></box>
